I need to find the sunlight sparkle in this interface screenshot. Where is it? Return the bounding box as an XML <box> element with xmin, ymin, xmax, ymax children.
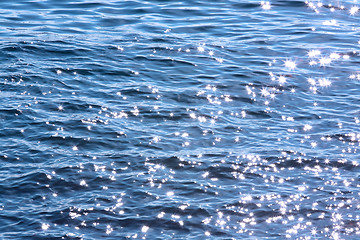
<box><xmin>284</xmin><ymin>60</ymin><xmax>296</xmax><ymax>70</ymax></box>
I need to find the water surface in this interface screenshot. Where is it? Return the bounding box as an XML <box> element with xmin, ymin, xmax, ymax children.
<box><xmin>1</xmin><ymin>0</ymin><xmax>360</xmax><ymax>239</ymax></box>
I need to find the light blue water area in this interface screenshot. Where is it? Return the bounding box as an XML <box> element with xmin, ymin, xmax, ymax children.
<box><xmin>0</xmin><ymin>0</ymin><xmax>360</xmax><ymax>239</ymax></box>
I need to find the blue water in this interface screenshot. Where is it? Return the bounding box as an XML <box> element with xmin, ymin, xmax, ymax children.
<box><xmin>1</xmin><ymin>0</ymin><xmax>360</xmax><ymax>239</ymax></box>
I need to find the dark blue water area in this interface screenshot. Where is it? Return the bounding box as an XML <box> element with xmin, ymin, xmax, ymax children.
<box><xmin>1</xmin><ymin>0</ymin><xmax>360</xmax><ymax>239</ymax></box>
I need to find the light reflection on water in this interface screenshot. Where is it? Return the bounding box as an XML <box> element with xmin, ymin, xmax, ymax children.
<box><xmin>0</xmin><ymin>0</ymin><xmax>360</xmax><ymax>239</ymax></box>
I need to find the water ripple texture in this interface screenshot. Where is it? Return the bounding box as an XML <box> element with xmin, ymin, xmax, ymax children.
<box><xmin>1</xmin><ymin>0</ymin><xmax>360</xmax><ymax>239</ymax></box>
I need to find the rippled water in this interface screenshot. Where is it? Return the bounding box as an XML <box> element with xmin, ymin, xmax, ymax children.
<box><xmin>1</xmin><ymin>0</ymin><xmax>360</xmax><ymax>239</ymax></box>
